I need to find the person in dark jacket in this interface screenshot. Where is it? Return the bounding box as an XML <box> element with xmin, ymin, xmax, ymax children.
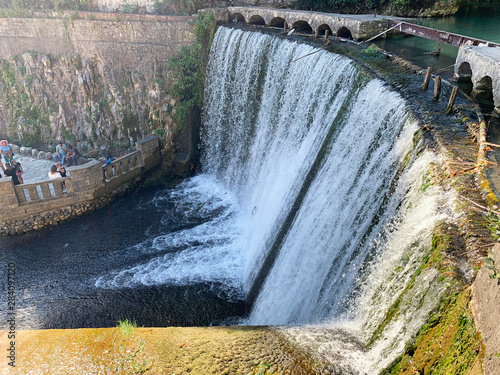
<box><xmin>66</xmin><ymin>144</ymin><xmax>80</xmax><ymax>166</ymax></box>
<box><xmin>4</xmin><ymin>163</ymin><xmax>20</xmax><ymax>185</ymax></box>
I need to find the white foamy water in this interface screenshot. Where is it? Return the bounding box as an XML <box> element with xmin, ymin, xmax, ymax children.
<box><xmin>94</xmin><ymin>26</ymin><xmax>454</xmax><ymax>373</ymax></box>
<box><xmin>95</xmin><ymin>175</ymin><xmax>246</xmax><ymax>299</ymax></box>
<box><xmin>281</xmin><ymin>150</ymin><xmax>455</xmax><ymax>374</ymax></box>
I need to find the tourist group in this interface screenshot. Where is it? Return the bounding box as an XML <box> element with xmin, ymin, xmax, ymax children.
<box><xmin>0</xmin><ymin>140</ymin><xmax>80</xmax><ymax>186</ymax></box>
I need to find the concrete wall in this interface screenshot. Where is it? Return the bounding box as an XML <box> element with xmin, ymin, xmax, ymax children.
<box><xmin>0</xmin><ymin>135</ymin><xmax>160</xmax><ymax>235</ymax></box>
<box><xmin>0</xmin><ymin>12</ymin><xmax>195</xmax><ymax>74</ymax></box>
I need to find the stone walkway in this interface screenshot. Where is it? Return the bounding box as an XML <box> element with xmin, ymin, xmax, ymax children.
<box><xmin>7</xmin><ymin>155</ymin><xmax>55</xmax><ymax>184</ymax></box>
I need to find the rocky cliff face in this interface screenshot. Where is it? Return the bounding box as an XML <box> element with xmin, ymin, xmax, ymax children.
<box><xmin>0</xmin><ymin>51</ymin><xmax>178</xmax><ymax>158</ymax></box>
<box><xmin>0</xmin><ymin>13</ymin><xmax>196</xmax><ymax>159</ymax></box>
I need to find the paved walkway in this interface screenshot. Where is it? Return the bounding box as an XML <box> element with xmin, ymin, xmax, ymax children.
<box><xmin>5</xmin><ymin>156</ymin><xmax>57</xmax><ymax>184</ymax></box>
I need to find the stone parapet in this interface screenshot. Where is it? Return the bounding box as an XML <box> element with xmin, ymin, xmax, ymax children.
<box><xmin>0</xmin><ymin>135</ymin><xmax>160</xmax><ymax>235</ymax></box>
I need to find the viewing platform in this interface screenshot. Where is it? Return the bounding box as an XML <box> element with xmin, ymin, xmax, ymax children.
<box><xmin>0</xmin><ymin>135</ymin><xmax>161</xmax><ymax>235</ymax></box>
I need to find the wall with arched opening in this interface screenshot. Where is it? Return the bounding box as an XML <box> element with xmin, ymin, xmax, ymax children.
<box><xmin>291</xmin><ymin>20</ymin><xmax>313</xmax><ymax>34</ymax></box>
<box><xmin>249</xmin><ymin>15</ymin><xmax>265</xmax><ymax>26</ymax></box>
<box><xmin>337</xmin><ymin>26</ymin><xmax>352</xmax><ymax>39</ymax></box>
<box><xmin>232</xmin><ymin>13</ymin><xmax>245</xmax><ymax>23</ymax></box>
<box><xmin>269</xmin><ymin>17</ymin><xmax>286</xmax><ymax>29</ymax></box>
<box><xmin>317</xmin><ymin>24</ymin><xmax>333</xmax><ymax>37</ymax></box>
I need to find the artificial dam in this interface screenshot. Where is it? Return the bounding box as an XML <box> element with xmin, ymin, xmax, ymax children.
<box><xmin>0</xmin><ymin>8</ymin><xmax>498</xmax><ymax>375</ymax></box>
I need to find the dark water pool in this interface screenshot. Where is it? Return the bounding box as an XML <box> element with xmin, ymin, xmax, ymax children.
<box><xmin>0</xmin><ymin>183</ymin><xmax>246</xmax><ymax>330</ymax></box>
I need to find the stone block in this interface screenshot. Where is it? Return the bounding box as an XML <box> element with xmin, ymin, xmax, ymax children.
<box><xmin>45</xmin><ymin>152</ymin><xmax>53</xmax><ymax>160</ymax></box>
<box><xmin>38</xmin><ymin>151</ymin><xmax>46</xmax><ymax>159</ymax></box>
<box><xmin>32</xmin><ymin>149</ymin><xmax>38</xmax><ymax>158</ymax></box>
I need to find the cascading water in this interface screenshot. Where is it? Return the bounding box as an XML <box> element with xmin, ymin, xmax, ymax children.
<box><xmin>200</xmin><ymin>26</ymin><xmax>454</xmax><ymax>372</ymax></box>
<box><xmin>93</xmin><ymin>25</ymin><xmax>452</xmax><ymax>373</ymax></box>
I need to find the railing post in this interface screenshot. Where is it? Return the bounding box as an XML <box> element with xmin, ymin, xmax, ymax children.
<box><xmin>446</xmin><ymin>86</ymin><xmax>459</xmax><ymax>114</ymax></box>
<box><xmin>433</xmin><ymin>76</ymin><xmax>441</xmax><ymax>101</ymax></box>
<box><xmin>421</xmin><ymin>67</ymin><xmax>433</xmax><ymax>90</ymax></box>
<box><xmin>40</xmin><ymin>183</ymin><xmax>51</xmax><ymax>199</ymax></box>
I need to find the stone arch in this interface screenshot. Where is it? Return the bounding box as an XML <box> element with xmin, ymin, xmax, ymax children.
<box><xmin>456</xmin><ymin>61</ymin><xmax>473</xmax><ymax>94</ymax></box>
<box><xmin>473</xmin><ymin>75</ymin><xmax>494</xmax><ymax>112</ymax></box>
<box><xmin>231</xmin><ymin>13</ymin><xmax>245</xmax><ymax>23</ymax></box>
<box><xmin>269</xmin><ymin>17</ymin><xmax>286</xmax><ymax>29</ymax></box>
<box><xmin>317</xmin><ymin>24</ymin><xmax>333</xmax><ymax>38</ymax></box>
<box><xmin>249</xmin><ymin>15</ymin><xmax>265</xmax><ymax>26</ymax></box>
<box><xmin>457</xmin><ymin>62</ymin><xmax>473</xmax><ymax>79</ymax></box>
<box><xmin>291</xmin><ymin>20</ymin><xmax>313</xmax><ymax>34</ymax></box>
<box><xmin>337</xmin><ymin>26</ymin><xmax>353</xmax><ymax>39</ymax></box>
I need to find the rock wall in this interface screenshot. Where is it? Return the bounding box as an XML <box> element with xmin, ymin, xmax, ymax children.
<box><xmin>0</xmin><ymin>13</ymin><xmax>195</xmax><ymax>158</ymax></box>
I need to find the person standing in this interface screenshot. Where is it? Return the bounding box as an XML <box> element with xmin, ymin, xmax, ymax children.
<box><xmin>4</xmin><ymin>163</ymin><xmax>20</xmax><ymax>185</ymax></box>
<box><xmin>11</xmin><ymin>159</ymin><xmax>23</xmax><ymax>184</ymax></box>
<box><xmin>0</xmin><ymin>140</ymin><xmax>14</xmax><ymax>164</ymax></box>
<box><xmin>54</xmin><ymin>141</ymin><xmax>68</xmax><ymax>166</ymax></box>
<box><xmin>48</xmin><ymin>165</ymin><xmax>61</xmax><ymax>179</ymax></box>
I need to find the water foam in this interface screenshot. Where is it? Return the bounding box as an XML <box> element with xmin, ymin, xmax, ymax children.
<box><xmin>95</xmin><ymin>175</ymin><xmax>246</xmax><ymax>299</ymax></box>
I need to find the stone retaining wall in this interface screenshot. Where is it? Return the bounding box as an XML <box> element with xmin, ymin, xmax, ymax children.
<box><xmin>0</xmin><ymin>135</ymin><xmax>160</xmax><ymax>235</ymax></box>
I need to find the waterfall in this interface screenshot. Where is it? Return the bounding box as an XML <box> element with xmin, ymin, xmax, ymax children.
<box><xmin>202</xmin><ymin>26</ymin><xmax>452</xmax><ymax>371</ymax></box>
<box><xmin>96</xmin><ymin>25</ymin><xmax>452</xmax><ymax>372</ymax></box>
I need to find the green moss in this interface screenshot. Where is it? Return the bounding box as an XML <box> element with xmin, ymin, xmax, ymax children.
<box><xmin>368</xmin><ymin>223</ymin><xmax>459</xmax><ymax>349</ymax></box>
<box><xmin>382</xmin><ymin>224</ymin><xmax>482</xmax><ymax>375</ymax></box>
<box><xmin>384</xmin><ymin>289</ymin><xmax>482</xmax><ymax>375</ymax></box>
<box><xmin>167</xmin><ymin>11</ymin><xmax>215</xmax><ymax>128</ymax></box>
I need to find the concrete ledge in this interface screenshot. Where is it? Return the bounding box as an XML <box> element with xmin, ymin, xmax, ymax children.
<box><xmin>471</xmin><ymin>243</ymin><xmax>500</xmax><ymax>375</ymax></box>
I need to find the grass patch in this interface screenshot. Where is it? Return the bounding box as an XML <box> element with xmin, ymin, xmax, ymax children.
<box><xmin>118</xmin><ymin>318</ymin><xmax>137</xmax><ymax>339</ymax></box>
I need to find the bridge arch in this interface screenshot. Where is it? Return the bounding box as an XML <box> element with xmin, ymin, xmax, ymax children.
<box><xmin>248</xmin><ymin>15</ymin><xmax>265</xmax><ymax>26</ymax></box>
<box><xmin>231</xmin><ymin>13</ymin><xmax>245</xmax><ymax>23</ymax></box>
<box><xmin>337</xmin><ymin>26</ymin><xmax>353</xmax><ymax>39</ymax></box>
<box><xmin>457</xmin><ymin>61</ymin><xmax>473</xmax><ymax>79</ymax></box>
<box><xmin>291</xmin><ymin>20</ymin><xmax>313</xmax><ymax>34</ymax></box>
<box><xmin>317</xmin><ymin>24</ymin><xmax>333</xmax><ymax>38</ymax></box>
<box><xmin>455</xmin><ymin>46</ymin><xmax>500</xmax><ymax>113</ymax></box>
<box><xmin>473</xmin><ymin>75</ymin><xmax>495</xmax><ymax>111</ymax></box>
<box><xmin>269</xmin><ymin>17</ymin><xmax>286</xmax><ymax>29</ymax></box>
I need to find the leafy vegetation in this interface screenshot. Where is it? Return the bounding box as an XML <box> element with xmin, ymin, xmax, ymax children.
<box><xmin>486</xmin><ymin>210</ymin><xmax>500</xmax><ymax>239</ymax></box>
<box><xmin>167</xmin><ymin>11</ymin><xmax>215</xmax><ymax>127</ymax></box>
<box><xmin>294</xmin><ymin>0</ymin><xmax>443</xmax><ymax>14</ymax></box>
<box><xmin>484</xmin><ymin>249</ymin><xmax>500</xmax><ymax>282</ymax></box>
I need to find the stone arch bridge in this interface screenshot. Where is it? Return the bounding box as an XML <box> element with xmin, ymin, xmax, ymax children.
<box><xmin>455</xmin><ymin>46</ymin><xmax>500</xmax><ymax>115</ymax></box>
<box><xmin>225</xmin><ymin>6</ymin><xmax>500</xmax><ymax>114</ymax></box>
<box><xmin>228</xmin><ymin>6</ymin><xmax>405</xmax><ymax>40</ymax></box>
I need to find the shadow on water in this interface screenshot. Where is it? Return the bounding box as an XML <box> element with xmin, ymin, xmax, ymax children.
<box><xmin>0</xmin><ymin>185</ymin><xmax>246</xmax><ymax>330</ymax></box>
